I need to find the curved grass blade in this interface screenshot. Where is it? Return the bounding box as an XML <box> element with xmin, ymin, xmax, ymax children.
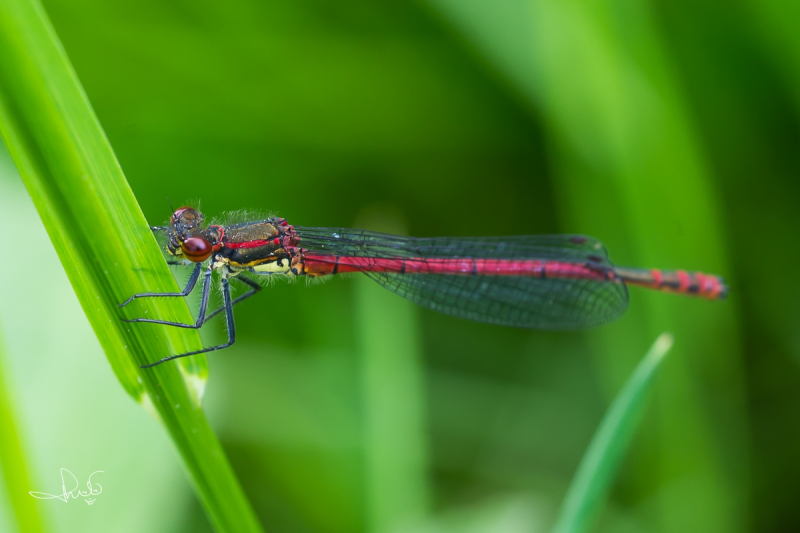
<box><xmin>0</xmin><ymin>0</ymin><xmax>261</xmax><ymax>530</ymax></box>
<box><xmin>550</xmin><ymin>333</ymin><xmax>674</xmax><ymax>533</ymax></box>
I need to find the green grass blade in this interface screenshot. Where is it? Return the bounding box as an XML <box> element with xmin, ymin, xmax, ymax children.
<box><xmin>356</xmin><ymin>276</ymin><xmax>431</xmax><ymax>531</ymax></box>
<box><xmin>0</xmin><ymin>329</ymin><xmax>45</xmax><ymax>533</ymax></box>
<box><xmin>355</xmin><ymin>211</ymin><xmax>430</xmax><ymax>532</ymax></box>
<box><xmin>0</xmin><ymin>0</ymin><xmax>261</xmax><ymax>530</ymax></box>
<box><xmin>0</xmin><ymin>0</ymin><xmax>206</xmax><ymax>400</ymax></box>
<box><xmin>550</xmin><ymin>333</ymin><xmax>674</xmax><ymax>533</ymax></box>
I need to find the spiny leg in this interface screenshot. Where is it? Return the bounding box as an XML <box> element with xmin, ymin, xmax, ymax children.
<box><xmin>141</xmin><ymin>277</ymin><xmax>236</xmax><ymax>368</ymax></box>
<box><xmin>119</xmin><ymin>262</ymin><xmax>202</xmax><ymax>308</ymax></box>
<box><xmin>121</xmin><ymin>264</ymin><xmax>213</xmax><ymax>328</ymax></box>
<box><xmin>202</xmin><ymin>275</ymin><xmax>261</xmax><ymax>325</ymax></box>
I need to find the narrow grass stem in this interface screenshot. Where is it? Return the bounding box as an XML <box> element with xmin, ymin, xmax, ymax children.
<box><xmin>551</xmin><ymin>333</ymin><xmax>674</xmax><ymax>533</ymax></box>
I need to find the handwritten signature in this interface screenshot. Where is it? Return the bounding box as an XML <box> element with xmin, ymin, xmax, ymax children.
<box><xmin>29</xmin><ymin>469</ymin><xmax>104</xmax><ymax>506</ymax></box>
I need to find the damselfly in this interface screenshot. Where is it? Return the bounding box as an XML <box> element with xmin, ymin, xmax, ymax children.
<box><xmin>121</xmin><ymin>207</ymin><xmax>727</xmax><ymax>368</ymax></box>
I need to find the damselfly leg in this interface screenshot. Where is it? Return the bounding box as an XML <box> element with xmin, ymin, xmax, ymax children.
<box><xmin>121</xmin><ymin>266</ymin><xmax>260</xmax><ymax>326</ymax></box>
<box><xmin>139</xmin><ymin>277</ymin><xmax>237</xmax><ymax>368</ymax></box>
<box><xmin>121</xmin><ymin>264</ymin><xmax>214</xmax><ymax>329</ymax></box>
<box><xmin>121</xmin><ymin>261</ymin><xmax>261</xmax><ymax>366</ymax></box>
<box><xmin>118</xmin><ymin>262</ymin><xmax>203</xmax><ymax>308</ymax></box>
<box><xmin>203</xmin><ymin>275</ymin><xmax>261</xmax><ymax>323</ymax></box>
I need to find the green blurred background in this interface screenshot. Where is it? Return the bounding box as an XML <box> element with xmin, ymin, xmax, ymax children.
<box><xmin>0</xmin><ymin>0</ymin><xmax>797</xmax><ymax>531</ymax></box>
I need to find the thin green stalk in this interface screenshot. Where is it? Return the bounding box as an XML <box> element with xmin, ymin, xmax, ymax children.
<box><xmin>0</xmin><ymin>0</ymin><xmax>261</xmax><ymax>530</ymax></box>
<box><xmin>355</xmin><ymin>210</ymin><xmax>430</xmax><ymax>532</ymax></box>
<box><xmin>0</xmin><ymin>328</ymin><xmax>44</xmax><ymax>533</ymax></box>
<box><xmin>550</xmin><ymin>334</ymin><xmax>674</xmax><ymax>533</ymax></box>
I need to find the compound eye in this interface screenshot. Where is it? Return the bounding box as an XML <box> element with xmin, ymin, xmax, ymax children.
<box><xmin>181</xmin><ymin>237</ymin><xmax>212</xmax><ymax>262</ymax></box>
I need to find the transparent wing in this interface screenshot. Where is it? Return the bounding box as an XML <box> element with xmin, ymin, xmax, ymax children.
<box><xmin>295</xmin><ymin>228</ymin><xmax>629</xmax><ymax>329</ymax></box>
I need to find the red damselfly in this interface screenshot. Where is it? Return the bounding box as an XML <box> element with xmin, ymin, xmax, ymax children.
<box><xmin>121</xmin><ymin>207</ymin><xmax>728</xmax><ymax>368</ymax></box>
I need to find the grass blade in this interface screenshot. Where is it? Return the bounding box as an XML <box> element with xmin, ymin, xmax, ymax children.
<box><xmin>0</xmin><ymin>329</ymin><xmax>45</xmax><ymax>533</ymax></box>
<box><xmin>355</xmin><ymin>211</ymin><xmax>430</xmax><ymax>532</ymax></box>
<box><xmin>0</xmin><ymin>0</ymin><xmax>261</xmax><ymax>530</ymax></box>
<box><xmin>550</xmin><ymin>333</ymin><xmax>674</xmax><ymax>533</ymax></box>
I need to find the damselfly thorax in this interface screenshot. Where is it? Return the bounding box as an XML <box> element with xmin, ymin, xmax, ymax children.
<box><xmin>123</xmin><ymin>206</ymin><xmax>728</xmax><ymax>368</ymax></box>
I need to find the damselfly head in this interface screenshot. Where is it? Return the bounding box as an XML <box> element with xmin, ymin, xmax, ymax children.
<box><xmin>171</xmin><ymin>207</ymin><xmax>204</xmax><ymax>236</ymax></box>
<box><xmin>162</xmin><ymin>207</ymin><xmax>203</xmax><ymax>257</ymax></box>
<box><xmin>165</xmin><ymin>207</ymin><xmax>219</xmax><ymax>262</ymax></box>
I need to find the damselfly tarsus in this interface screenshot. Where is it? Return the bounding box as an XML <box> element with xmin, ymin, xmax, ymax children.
<box><xmin>121</xmin><ymin>207</ymin><xmax>727</xmax><ymax>368</ymax></box>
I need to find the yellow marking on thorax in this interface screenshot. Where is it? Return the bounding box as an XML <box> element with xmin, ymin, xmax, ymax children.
<box><xmin>226</xmin><ymin>254</ymin><xmax>292</xmax><ymax>273</ymax></box>
<box><xmin>214</xmin><ymin>254</ymin><xmax>295</xmax><ymax>275</ymax></box>
<box><xmin>251</xmin><ymin>260</ymin><xmax>292</xmax><ymax>274</ymax></box>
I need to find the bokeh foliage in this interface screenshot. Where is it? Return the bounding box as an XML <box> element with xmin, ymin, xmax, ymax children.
<box><xmin>1</xmin><ymin>0</ymin><xmax>798</xmax><ymax>531</ymax></box>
